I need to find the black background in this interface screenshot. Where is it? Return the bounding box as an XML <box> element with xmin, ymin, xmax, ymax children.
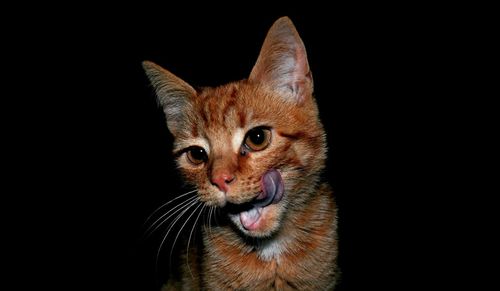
<box><xmin>7</xmin><ymin>3</ymin><xmax>463</xmax><ymax>290</ymax></box>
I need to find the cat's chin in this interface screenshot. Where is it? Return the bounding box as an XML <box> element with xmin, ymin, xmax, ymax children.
<box><xmin>228</xmin><ymin>203</ymin><xmax>284</xmax><ymax>238</ymax></box>
<box><xmin>225</xmin><ymin>169</ymin><xmax>286</xmax><ymax>237</ymax></box>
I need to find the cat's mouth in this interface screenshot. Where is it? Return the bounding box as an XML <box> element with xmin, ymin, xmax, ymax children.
<box><xmin>226</xmin><ymin>169</ymin><xmax>284</xmax><ymax>231</ymax></box>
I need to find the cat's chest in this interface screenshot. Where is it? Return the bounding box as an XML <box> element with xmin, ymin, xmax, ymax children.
<box><xmin>203</xmin><ymin>234</ymin><xmax>331</xmax><ymax>290</ymax></box>
<box><xmin>256</xmin><ymin>237</ymin><xmax>288</xmax><ymax>261</ymax></box>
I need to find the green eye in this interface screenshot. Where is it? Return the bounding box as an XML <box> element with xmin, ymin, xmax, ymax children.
<box><xmin>244</xmin><ymin>127</ymin><xmax>272</xmax><ymax>151</ymax></box>
<box><xmin>186</xmin><ymin>146</ymin><xmax>208</xmax><ymax>165</ymax></box>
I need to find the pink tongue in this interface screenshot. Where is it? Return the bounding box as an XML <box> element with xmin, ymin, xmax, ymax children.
<box><xmin>240</xmin><ymin>207</ymin><xmax>262</xmax><ymax>230</ymax></box>
<box><xmin>240</xmin><ymin>169</ymin><xmax>285</xmax><ymax>230</ymax></box>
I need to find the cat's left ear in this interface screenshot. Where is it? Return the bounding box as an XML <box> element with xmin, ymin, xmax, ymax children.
<box><xmin>249</xmin><ymin>17</ymin><xmax>313</xmax><ymax>104</ymax></box>
<box><xmin>142</xmin><ymin>61</ymin><xmax>196</xmax><ymax>137</ymax></box>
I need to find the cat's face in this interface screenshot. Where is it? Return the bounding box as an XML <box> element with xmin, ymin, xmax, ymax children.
<box><xmin>144</xmin><ymin>17</ymin><xmax>326</xmax><ymax>238</ymax></box>
<box><xmin>173</xmin><ymin>83</ymin><xmax>325</xmax><ymax>237</ymax></box>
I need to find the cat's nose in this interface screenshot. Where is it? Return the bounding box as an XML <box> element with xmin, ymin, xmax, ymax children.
<box><xmin>211</xmin><ymin>171</ymin><xmax>236</xmax><ymax>192</ymax></box>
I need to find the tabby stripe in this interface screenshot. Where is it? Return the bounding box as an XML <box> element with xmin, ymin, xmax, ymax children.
<box><xmin>278</xmin><ymin>131</ymin><xmax>306</xmax><ymax>140</ymax></box>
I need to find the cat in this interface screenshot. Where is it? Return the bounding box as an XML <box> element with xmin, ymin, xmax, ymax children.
<box><xmin>143</xmin><ymin>16</ymin><xmax>338</xmax><ymax>290</ymax></box>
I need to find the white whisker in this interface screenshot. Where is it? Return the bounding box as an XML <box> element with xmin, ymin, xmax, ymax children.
<box><xmin>202</xmin><ymin>205</ymin><xmax>208</xmax><ymax>233</ymax></box>
<box><xmin>214</xmin><ymin>207</ymin><xmax>220</xmax><ymax>228</ymax></box>
<box><xmin>204</xmin><ymin>205</ymin><xmax>213</xmax><ymax>234</ymax></box>
<box><xmin>205</xmin><ymin>206</ymin><xmax>210</xmax><ymax>234</ymax></box>
<box><xmin>185</xmin><ymin>204</ymin><xmax>206</xmax><ymax>280</ymax></box>
<box><xmin>156</xmin><ymin>197</ymin><xmax>200</xmax><ymax>269</ymax></box>
<box><xmin>169</xmin><ymin>202</ymin><xmax>203</xmax><ymax>255</ymax></box>
<box><xmin>143</xmin><ymin>189</ymin><xmax>197</xmax><ymax>225</ymax></box>
<box><xmin>167</xmin><ymin>202</ymin><xmax>203</xmax><ymax>270</ymax></box>
<box><xmin>144</xmin><ymin>195</ymin><xmax>198</xmax><ymax>238</ymax></box>
<box><xmin>208</xmin><ymin>206</ymin><xmax>215</xmax><ymax>237</ymax></box>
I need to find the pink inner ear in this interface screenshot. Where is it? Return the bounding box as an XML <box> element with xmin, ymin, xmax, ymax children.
<box><xmin>249</xmin><ymin>17</ymin><xmax>313</xmax><ymax>103</ymax></box>
<box><xmin>291</xmin><ymin>46</ymin><xmax>313</xmax><ymax>102</ymax></box>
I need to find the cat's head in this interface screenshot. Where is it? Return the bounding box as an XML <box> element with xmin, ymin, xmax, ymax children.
<box><xmin>143</xmin><ymin>17</ymin><xmax>326</xmax><ymax>238</ymax></box>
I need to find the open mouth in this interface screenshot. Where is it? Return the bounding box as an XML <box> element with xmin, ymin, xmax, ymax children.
<box><xmin>228</xmin><ymin>169</ymin><xmax>284</xmax><ymax>231</ymax></box>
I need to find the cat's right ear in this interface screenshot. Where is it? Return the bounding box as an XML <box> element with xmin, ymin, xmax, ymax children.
<box><xmin>249</xmin><ymin>17</ymin><xmax>313</xmax><ymax>104</ymax></box>
<box><xmin>142</xmin><ymin>61</ymin><xmax>196</xmax><ymax>137</ymax></box>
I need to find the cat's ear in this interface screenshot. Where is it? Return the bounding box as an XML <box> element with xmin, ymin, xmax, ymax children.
<box><xmin>249</xmin><ymin>17</ymin><xmax>313</xmax><ymax>104</ymax></box>
<box><xmin>142</xmin><ymin>61</ymin><xmax>196</xmax><ymax>137</ymax></box>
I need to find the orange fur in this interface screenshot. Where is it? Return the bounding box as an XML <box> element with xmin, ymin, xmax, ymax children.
<box><xmin>146</xmin><ymin>17</ymin><xmax>338</xmax><ymax>290</ymax></box>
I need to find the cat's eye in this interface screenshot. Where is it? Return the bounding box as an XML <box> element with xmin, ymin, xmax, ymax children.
<box><xmin>244</xmin><ymin>127</ymin><xmax>272</xmax><ymax>151</ymax></box>
<box><xmin>186</xmin><ymin>147</ymin><xmax>208</xmax><ymax>165</ymax></box>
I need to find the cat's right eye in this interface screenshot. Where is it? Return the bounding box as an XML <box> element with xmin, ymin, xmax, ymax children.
<box><xmin>244</xmin><ymin>127</ymin><xmax>272</xmax><ymax>152</ymax></box>
<box><xmin>186</xmin><ymin>147</ymin><xmax>208</xmax><ymax>165</ymax></box>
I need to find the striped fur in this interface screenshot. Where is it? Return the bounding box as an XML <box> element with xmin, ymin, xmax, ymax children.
<box><xmin>145</xmin><ymin>17</ymin><xmax>338</xmax><ymax>290</ymax></box>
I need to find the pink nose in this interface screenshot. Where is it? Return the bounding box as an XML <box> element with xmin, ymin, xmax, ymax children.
<box><xmin>211</xmin><ymin>172</ymin><xmax>235</xmax><ymax>192</ymax></box>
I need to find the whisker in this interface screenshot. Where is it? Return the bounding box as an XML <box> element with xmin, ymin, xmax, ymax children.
<box><xmin>143</xmin><ymin>189</ymin><xmax>197</xmax><ymax>226</ymax></box>
<box><xmin>185</xmin><ymin>204</ymin><xmax>206</xmax><ymax>280</ymax></box>
<box><xmin>156</xmin><ymin>198</ymin><xmax>200</xmax><ymax>270</ymax></box>
<box><xmin>144</xmin><ymin>195</ymin><xmax>198</xmax><ymax>238</ymax></box>
<box><xmin>167</xmin><ymin>202</ymin><xmax>203</xmax><ymax>271</ymax></box>
<box><xmin>204</xmin><ymin>205</ymin><xmax>212</xmax><ymax>235</ymax></box>
<box><xmin>214</xmin><ymin>207</ymin><xmax>220</xmax><ymax>228</ymax></box>
<box><xmin>208</xmin><ymin>206</ymin><xmax>215</xmax><ymax>237</ymax></box>
<box><xmin>202</xmin><ymin>205</ymin><xmax>208</xmax><ymax>233</ymax></box>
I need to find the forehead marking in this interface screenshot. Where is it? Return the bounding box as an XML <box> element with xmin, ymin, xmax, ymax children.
<box><xmin>232</xmin><ymin>128</ymin><xmax>245</xmax><ymax>153</ymax></box>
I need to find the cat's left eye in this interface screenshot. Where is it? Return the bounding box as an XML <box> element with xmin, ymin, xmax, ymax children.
<box><xmin>186</xmin><ymin>146</ymin><xmax>208</xmax><ymax>165</ymax></box>
<box><xmin>244</xmin><ymin>127</ymin><xmax>272</xmax><ymax>151</ymax></box>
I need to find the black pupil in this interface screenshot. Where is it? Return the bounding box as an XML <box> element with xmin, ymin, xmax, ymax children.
<box><xmin>190</xmin><ymin>148</ymin><xmax>206</xmax><ymax>161</ymax></box>
<box><xmin>249</xmin><ymin>129</ymin><xmax>265</xmax><ymax>145</ymax></box>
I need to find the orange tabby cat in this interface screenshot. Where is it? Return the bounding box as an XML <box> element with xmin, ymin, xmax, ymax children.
<box><xmin>143</xmin><ymin>17</ymin><xmax>338</xmax><ymax>290</ymax></box>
